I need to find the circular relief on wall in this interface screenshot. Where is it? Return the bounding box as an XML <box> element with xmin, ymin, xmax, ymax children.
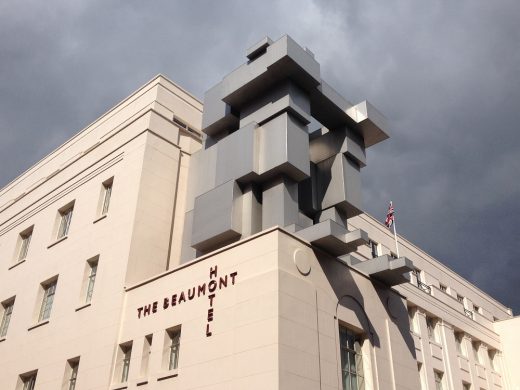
<box><xmin>293</xmin><ymin>248</ymin><xmax>311</xmax><ymax>276</ymax></box>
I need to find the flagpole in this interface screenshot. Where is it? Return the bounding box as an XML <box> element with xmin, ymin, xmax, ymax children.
<box><xmin>391</xmin><ymin>201</ymin><xmax>400</xmax><ymax>258</ymax></box>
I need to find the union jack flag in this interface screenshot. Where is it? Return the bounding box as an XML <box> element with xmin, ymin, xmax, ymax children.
<box><xmin>385</xmin><ymin>202</ymin><xmax>394</xmax><ymax>228</ymax></box>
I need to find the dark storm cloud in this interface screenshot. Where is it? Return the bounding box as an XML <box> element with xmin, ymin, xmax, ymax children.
<box><xmin>1</xmin><ymin>0</ymin><xmax>519</xmax><ymax>312</ymax></box>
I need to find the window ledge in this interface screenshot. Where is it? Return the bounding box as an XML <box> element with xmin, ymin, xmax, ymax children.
<box><xmin>457</xmin><ymin>354</ymin><xmax>469</xmax><ymax>361</ymax></box>
<box><xmin>28</xmin><ymin>320</ymin><xmax>50</xmax><ymax>331</ymax></box>
<box><xmin>157</xmin><ymin>370</ymin><xmax>178</xmax><ymax>381</ymax></box>
<box><xmin>0</xmin><ymin>336</ymin><xmax>6</xmax><ymax>343</ymax></box>
<box><xmin>136</xmin><ymin>378</ymin><xmax>148</xmax><ymax>386</ymax></box>
<box><xmin>47</xmin><ymin>235</ymin><xmax>68</xmax><ymax>249</ymax></box>
<box><xmin>110</xmin><ymin>383</ymin><xmax>128</xmax><ymax>390</ymax></box>
<box><xmin>8</xmin><ymin>259</ymin><xmax>26</xmax><ymax>270</ymax></box>
<box><xmin>93</xmin><ymin>214</ymin><xmax>108</xmax><ymax>224</ymax></box>
<box><xmin>429</xmin><ymin>339</ymin><xmax>442</xmax><ymax>348</ymax></box>
<box><xmin>75</xmin><ymin>302</ymin><xmax>92</xmax><ymax>312</ymax></box>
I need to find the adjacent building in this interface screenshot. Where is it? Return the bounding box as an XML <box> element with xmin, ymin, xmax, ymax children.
<box><xmin>0</xmin><ymin>35</ymin><xmax>518</xmax><ymax>390</ymax></box>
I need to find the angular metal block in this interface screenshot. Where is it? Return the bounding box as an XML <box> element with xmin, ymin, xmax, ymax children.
<box><xmin>349</xmin><ymin>255</ymin><xmax>414</xmax><ymax>286</ymax></box>
<box><xmin>296</xmin><ymin>220</ymin><xmax>361</xmax><ymax>257</ymax></box>
<box><xmin>202</xmin><ymin>83</ymin><xmax>239</xmax><ymax>136</ymax></box>
<box><xmin>258</xmin><ymin>112</ymin><xmax>310</xmax><ymax>182</ymax></box>
<box><xmin>246</xmin><ymin>36</ymin><xmax>273</xmax><ymax>61</ymax></box>
<box><xmin>317</xmin><ymin>153</ymin><xmax>362</xmax><ymax>218</ymax></box>
<box><xmin>262</xmin><ymin>177</ymin><xmax>299</xmax><ymax>229</ymax></box>
<box><xmin>215</xmin><ymin>122</ymin><xmax>258</xmax><ymax>186</ymax></box>
<box><xmin>346</xmin><ymin>100</ymin><xmax>389</xmax><ymax>147</ymax></box>
<box><xmin>309</xmin><ymin>127</ymin><xmax>366</xmax><ymax>167</ymax></box>
<box><xmin>191</xmin><ymin>180</ymin><xmax>242</xmax><ymax>252</ymax></box>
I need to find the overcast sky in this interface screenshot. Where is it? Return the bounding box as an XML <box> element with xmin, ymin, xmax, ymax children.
<box><xmin>1</xmin><ymin>0</ymin><xmax>519</xmax><ymax>314</ymax></box>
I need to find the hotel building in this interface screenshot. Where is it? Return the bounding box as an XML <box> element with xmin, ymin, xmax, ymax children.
<box><xmin>0</xmin><ymin>36</ymin><xmax>518</xmax><ymax>390</ymax></box>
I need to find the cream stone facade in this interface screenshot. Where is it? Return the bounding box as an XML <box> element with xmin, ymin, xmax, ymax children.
<box><xmin>0</xmin><ymin>38</ymin><xmax>518</xmax><ymax>390</ymax></box>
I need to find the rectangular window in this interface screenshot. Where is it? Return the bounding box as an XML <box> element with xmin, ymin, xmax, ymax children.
<box><xmin>457</xmin><ymin>294</ymin><xmax>464</xmax><ymax>304</ymax></box>
<box><xmin>101</xmin><ymin>179</ymin><xmax>113</xmax><ymax>215</ymax></box>
<box><xmin>439</xmin><ymin>284</ymin><xmax>447</xmax><ymax>293</ymax></box>
<box><xmin>408</xmin><ymin>307</ymin><xmax>417</xmax><ymax>334</ymax></box>
<box><xmin>472</xmin><ymin>341</ymin><xmax>481</xmax><ymax>363</ymax></box>
<box><xmin>39</xmin><ymin>280</ymin><xmax>57</xmax><ymax>322</ymax></box>
<box><xmin>85</xmin><ymin>261</ymin><xmax>98</xmax><ymax>304</ymax></box>
<box><xmin>462</xmin><ymin>382</ymin><xmax>471</xmax><ymax>390</ymax></box>
<box><xmin>140</xmin><ymin>335</ymin><xmax>153</xmax><ymax>377</ymax></box>
<box><xmin>426</xmin><ymin>316</ymin><xmax>438</xmax><ymax>342</ymax></box>
<box><xmin>473</xmin><ymin>304</ymin><xmax>480</xmax><ymax>314</ymax></box>
<box><xmin>434</xmin><ymin>370</ymin><xmax>444</xmax><ymax>390</ymax></box>
<box><xmin>20</xmin><ymin>372</ymin><xmax>37</xmax><ymax>390</ymax></box>
<box><xmin>455</xmin><ymin>332</ymin><xmax>466</xmax><ymax>356</ymax></box>
<box><xmin>369</xmin><ymin>240</ymin><xmax>379</xmax><ymax>258</ymax></box>
<box><xmin>339</xmin><ymin>325</ymin><xmax>365</xmax><ymax>390</ymax></box>
<box><xmin>167</xmin><ymin>328</ymin><xmax>181</xmax><ymax>370</ymax></box>
<box><xmin>57</xmin><ymin>205</ymin><xmax>74</xmax><ymax>239</ymax></box>
<box><xmin>121</xmin><ymin>343</ymin><xmax>132</xmax><ymax>382</ymax></box>
<box><xmin>64</xmin><ymin>359</ymin><xmax>79</xmax><ymax>390</ymax></box>
<box><xmin>0</xmin><ymin>298</ymin><xmax>15</xmax><ymax>337</ymax></box>
<box><xmin>17</xmin><ymin>227</ymin><xmax>33</xmax><ymax>261</ymax></box>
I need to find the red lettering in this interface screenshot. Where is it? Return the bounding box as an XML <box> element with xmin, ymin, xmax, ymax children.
<box><xmin>143</xmin><ymin>304</ymin><xmax>151</xmax><ymax>316</ymax></box>
<box><xmin>230</xmin><ymin>271</ymin><xmax>238</xmax><ymax>285</ymax></box>
<box><xmin>171</xmin><ymin>294</ymin><xmax>177</xmax><ymax>306</ymax></box>
<box><xmin>207</xmin><ymin>308</ymin><xmax>214</xmax><ymax>322</ymax></box>
<box><xmin>210</xmin><ymin>265</ymin><xmax>218</xmax><ymax>279</ymax></box>
<box><xmin>188</xmin><ymin>287</ymin><xmax>195</xmax><ymax>300</ymax></box>
<box><xmin>198</xmin><ymin>283</ymin><xmax>206</xmax><ymax>297</ymax></box>
<box><xmin>152</xmin><ymin>301</ymin><xmax>158</xmax><ymax>313</ymax></box>
<box><xmin>137</xmin><ymin>307</ymin><xmax>143</xmax><ymax>319</ymax></box>
<box><xmin>208</xmin><ymin>294</ymin><xmax>215</xmax><ymax>307</ymax></box>
<box><xmin>178</xmin><ymin>291</ymin><xmax>186</xmax><ymax>304</ymax></box>
<box><xmin>206</xmin><ymin>323</ymin><xmax>212</xmax><ymax>337</ymax></box>
<box><xmin>219</xmin><ymin>276</ymin><xmax>228</xmax><ymax>289</ymax></box>
<box><xmin>163</xmin><ymin>297</ymin><xmax>169</xmax><ymax>309</ymax></box>
<box><xmin>209</xmin><ymin>280</ymin><xmax>217</xmax><ymax>293</ymax></box>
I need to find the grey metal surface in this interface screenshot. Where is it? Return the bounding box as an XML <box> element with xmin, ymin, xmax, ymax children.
<box><xmin>182</xmin><ymin>34</ymin><xmax>411</xmax><ymax>285</ymax></box>
<box><xmin>347</xmin><ymin>255</ymin><xmax>414</xmax><ymax>286</ymax></box>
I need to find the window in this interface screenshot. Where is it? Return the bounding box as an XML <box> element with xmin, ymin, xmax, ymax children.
<box><xmin>434</xmin><ymin>371</ymin><xmax>444</xmax><ymax>390</ymax></box>
<box><xmin>462</xmin><ymin>382</ymin><xmax>471</xmax><ymax>390</ymax></box>
<box><xmin>457</xmin><ymin>294</ymin><xmax>464</xmax><ymax>304</ymax></box>
<box><xmin>64</xmin><ymin>359</ymin><xmax>79</xmax><ymax>390</ymax></box>
<box><xmin>140</xmin><ymin>335</ymin><xmax>153</xmax><ymax>376</ymax></box>
<box><xmin>390</xmin><ymin>252</ymin><xmax>398</xmax><ymax>259</ymax></box>
<box><xmin>369</xmin><ymin>240</ymin><xmax>379</xmax><ymax>258</ymax></box>
<box><xmin>339</xmin><ymin>325</ymin><xmax>365</xmax><ymax>390</ymax></box>
<box><xmin>439</xmin><ymin>284</ymin><xmax>447</xmax><ymax>293</ymax></box>
<box><xmin>473</xmin><ymin>304</ymin><xmax>480</xmax><ymax>314</ymax></box>
<box><xmin>17</xmin><ymin>227</ymin><xmax>33</xmax><ymax>261</ymax></box>
<box><xmin>411</xmin><ymin>268</ymin><xmax>422</xmax><ymax>286</ymax></box>
<box><xmin>85</xmin><ymin>260</ymin><xmax>98</xmax><ymax>304</ymax></box>
<box><xmin>408</xmin><ymin>307</ymin><xmax>418</xmax><ymax>334</ymax></box>
<box><xmin>120</xmin><ymin>343</ymin><xmax>132</xmax><ymax>382</ymax></box>
<box><xmin>39</xmin><ymin>280</ymin><xmax>57</xmax><ymax>322</ymax></box>
<box><xmin>57</xmin><ymin>204</ymin><xmax>74</xmax><ymax>239</ymax></box>
<box><xmin>163</xmin><ymin>326</ymin><xmax>181</xmax><ymax>371</ymax></box>
<box><xmin>19</xmin><ymin>372</ymin><xmax>37</xmax><ymax>390</ymax></box>
<box><xmin>472</xmin><ymin>341</ymin><xmax>481</xmax><ymax>363</ymax></box>
<box><xmin>488</xmin><ymin>349</ymin><xmax>497</xmax><ymax>371</ymax></box>
<box><xmin>426</xmin><ymin>316</ymin><xmax>438</xmax><ymax>342</ymax></box>
<box><xmin>100</xmin><ymin>178</ymin><xmax>113</xmax><ymax>215</ymax></box>
<box><xmin>0</xmin><ymin>298</ymin><xmax>15</xmax><ymax>337</ymax></box>
<box><xmin>455</xmin><ymin>332</ymin><xmax>466</xmax><ymax>357</ymax></box>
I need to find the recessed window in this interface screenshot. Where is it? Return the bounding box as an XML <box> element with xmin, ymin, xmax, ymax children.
<box><xmin>115</xmin><ymin>342</ymin><xmax>133</xmax><ymax>383</ymax></box>
<box><xmin>38</xmin><ymin>279</ymin><xmax>57</xmax><ymax>322</ymax></box>
<box><xmin>488</xmin><ymin>349</ymin><xmax>497</xmax><ymax>371</ymax></box>
<box><xmin>339</xmin><ymin>325</ymin><xmax>365</xmax><ymax>390</ymax></box>
<box><xmin>56</xmin><ymin>203</ymin><xmax>74</xmax><ymax>239</ymax></box>
<box><xmin>16</xmin><ymin>226</ymin><xmax>33</xmax><ymax>262</ymax></box>
<box><xmin>85</xmin><ymin>259</ymin><xmax>98</xmax><ymax>304</ymax></box>
<box><xmin>0</xmin><ymin>298</ymin><xmax>15</xmax><ymax>338</ymax></box>
<box><xmin>473</xmin><ymin>304</ymin><xmax>480</xmax><ymax>314</ymax></box>
<box><xmin>63</xmin><ymin>358</ymin><xmax>79</xmax><ymax>390</ymax></box>
<box><xmin>18</xmin><ymin>371</ymin><xmax>37</xmax><ymax>390</ymax></box>
<box><xmin>462</xmin><ymin>382</ymin><xmax>471</xmax><ymax>390</ymax></box>
<box><xmin>140</xmin><ymin>334</ymin><xmax>153</xmax><ymax>377</ymax></box>
<box><xmin>408</xmin><ymin>307</ymin><xmax>418</xmax><ymax>334</ymax></box>
<box><xmin>100</xmin><ymin>178</ymin><xmax>113</xmax><ymax>216</ymax></box>
<box><xmin>163</xmin><ymin>326</ymin><xmax>181</xmax><ymax>371</ymax></box>
<box><xmin>457</xmin><ymin>294</ymin><xmax>464</xmax><ymax>304</ymax></box>
<box><xmin>439</xmin><ymin>284</ymin><xmax>447</xmax><ymax>293</ymax></box>
<box><xmin>434</xmin><ymin>370</ymin><xmax>444</xmax><ymax>390</ymax></box>
<box><xmin>426</xmin><ymin>316</ymin><xmax>438</xmax><ymax>342</ymax></box>
<box><xmin>455</xmin><ymin>332</ymin><xmax>466</xmax><ymax>357</ymax></box>
<box><xmin>368</xmin><ymin>240</ymin><xmax>379</xmax><ymax>258</ymax></box>
<box><xmin>472</xmin><ymin>341</ymin><xmax>481</xmax><ymax>363</ymax></box>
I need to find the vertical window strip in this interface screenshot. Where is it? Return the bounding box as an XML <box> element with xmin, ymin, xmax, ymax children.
<box><xmin>68</xmin><ymin>361</ymin><xmax>79</xmax><ymax>390</ymax></box>
<box><xmin>168</xmin><ymin>330</ymin><xmax>181</xmax><ymax>370</ymax></box>
<box><xmin>18</xmin><ymin>232</ymin><xmax>32</xmax><ymax>260</ymax></box>
<box><xmin>22</xmin><ymin>374</ymin><xmax>36</xmax><ymax>390</ymax></box>
<box><xmin>339</xmin><ymin>326</ymin><xmax>365</xmax><ymax>390</ymax></box>
<box><xmin>58</xmin><ymin>208</ymin><xmax>73</xmax><ymax>239</ymax></box>
<box><xmin>102</xmin><ymin>182</ymin><xmax>112</xmax><ymax>215</ymax></box>
<box><xmin>0</xmin><ymin>302</ymin><xmax>14</xmax><ymax>337</ymax></box>
<box><xmin>39</xmin><ymin>282</ymin><xmax>57</xmax><ymax>322</ymax></box>
<box><xmin>86</xmin><ymin>263</ymin><xmax>98</xmax><ymax>303</ymax></box>
<box><xmin>121</xmin><ymin>345</ymin><xmax>132</xmax><ymax>382</ymax></box>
